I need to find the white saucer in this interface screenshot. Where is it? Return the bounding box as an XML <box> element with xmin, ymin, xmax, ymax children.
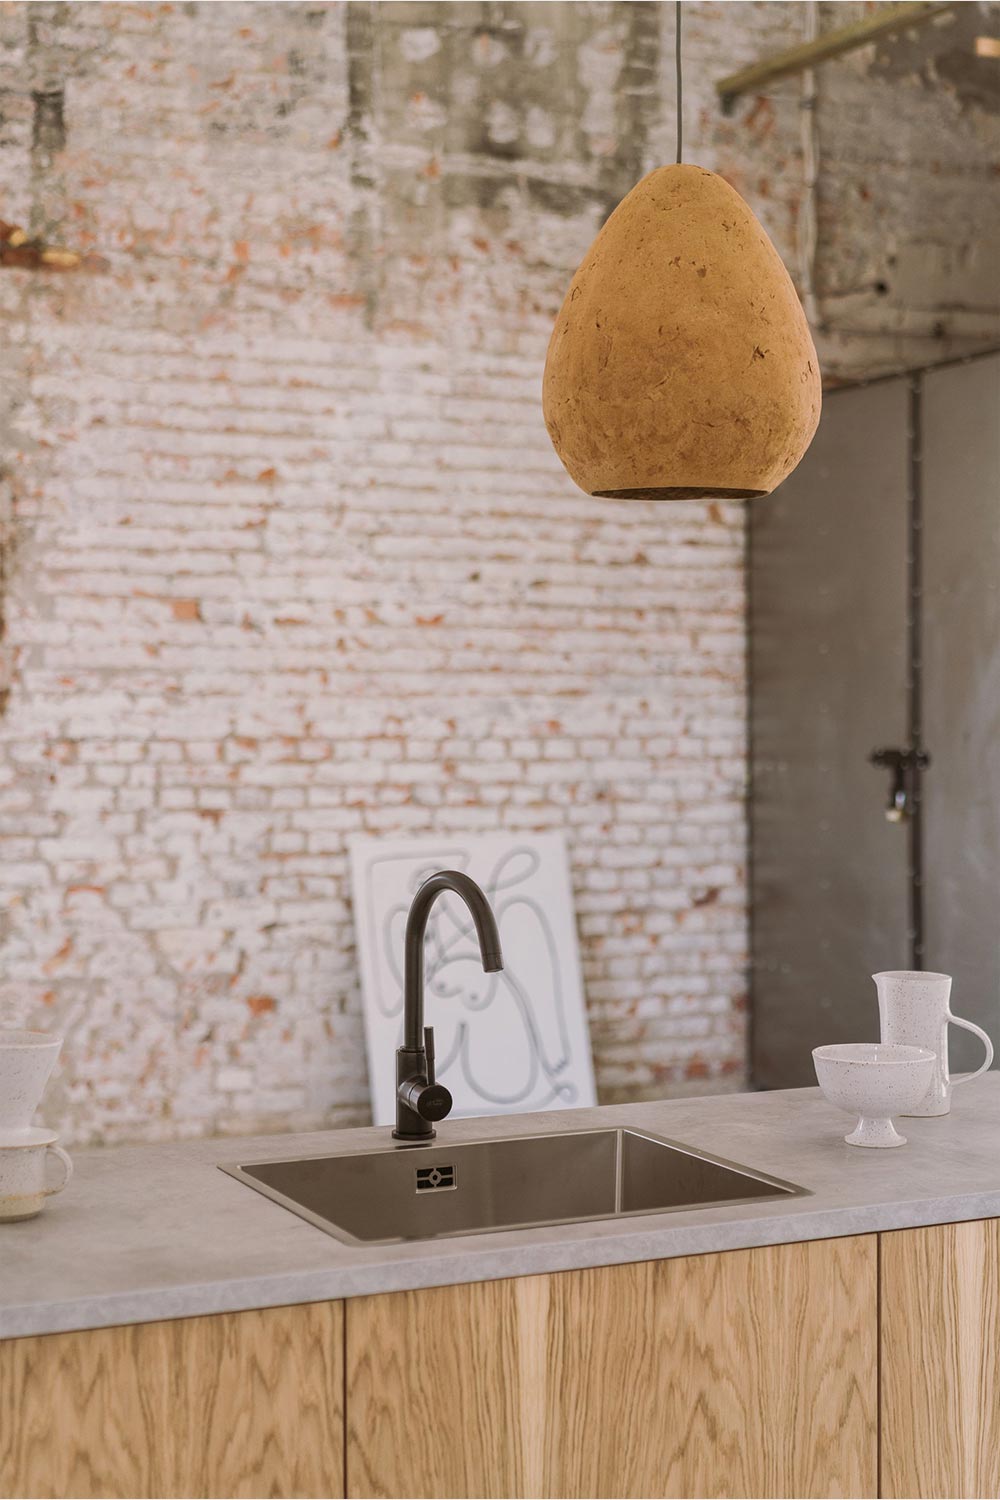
<box><xmin>0</xmin><ymin>1126</ymin><xmax>58</xmax><ymax>1147</ymax></box>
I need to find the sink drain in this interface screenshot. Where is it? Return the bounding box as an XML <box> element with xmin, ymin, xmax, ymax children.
<box><xmin>415</xmin><ymin>1164</ymin><xmax>457</xmax><ymax>1193</ymax></box>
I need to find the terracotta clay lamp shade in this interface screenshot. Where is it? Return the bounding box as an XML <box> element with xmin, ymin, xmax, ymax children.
<box><xmin>542</xmin><ymin>164</ymin><xmax>822</xmax><ymax>500</ymax></box>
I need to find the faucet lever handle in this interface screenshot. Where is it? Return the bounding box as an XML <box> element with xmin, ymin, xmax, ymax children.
<box><xmin>424</xmin><ymin>1026</ymin><xmax>435</xmax><ymax>1085</ymax></box>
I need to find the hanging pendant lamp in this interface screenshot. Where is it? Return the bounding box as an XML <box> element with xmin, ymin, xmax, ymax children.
<box><xmin>542</xmin><ymin>9</ymin><xmax>821</xmax><ymax>500</ymax></box>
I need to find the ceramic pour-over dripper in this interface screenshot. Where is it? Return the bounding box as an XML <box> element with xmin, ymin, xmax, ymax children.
<box><xmin>0</xmin><ymin>1031</ymin><xmax>63</xmax><ymax>1132</ymax></box>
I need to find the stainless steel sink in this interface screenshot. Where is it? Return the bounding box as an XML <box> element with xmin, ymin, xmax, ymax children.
<box><xmin>221</xmin><ymin>1128</ymin><xmax>806</xmax><ymax>1245</ymax></box>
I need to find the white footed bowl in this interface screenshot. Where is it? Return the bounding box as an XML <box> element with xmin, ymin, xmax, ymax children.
<box><xmin>813</xmin><ymin>1042</ymin><xmax>936</xmax><ymax>1148</ymax></box>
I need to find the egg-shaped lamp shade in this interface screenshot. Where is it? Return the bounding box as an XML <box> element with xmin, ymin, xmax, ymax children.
<box><xmin>542</xmin><ymin>164</ymin><xmax>821</xmax><ymax>500</ymax></box>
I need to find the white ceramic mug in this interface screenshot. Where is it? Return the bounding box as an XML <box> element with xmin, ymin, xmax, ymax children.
<box><xmin>0</xmin><ymin>1030</ymin><xmax>63</xmax><ymax>1131</ymax></box>
<box><xmin>0</xmin><ymin>1128</ymin><xmax>73</xmax><ymax>1221</ymax></box>
<box><xmin>874</xmin><ymin>970</ymin><xmax>994</xmax><ymax>1116</ymax></box>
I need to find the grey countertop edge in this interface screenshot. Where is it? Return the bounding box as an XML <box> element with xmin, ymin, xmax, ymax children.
<box><xmin>4</xmin><ymin>1187</ymin><xmax>1000</xmax><ymax>1342</ymax></box>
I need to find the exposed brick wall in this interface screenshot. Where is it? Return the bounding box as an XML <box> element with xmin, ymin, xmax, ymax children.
<box><xmin>0</xmin><ymin>2</ymin><xmax>996</xmax><ymax>1145</ymax></box>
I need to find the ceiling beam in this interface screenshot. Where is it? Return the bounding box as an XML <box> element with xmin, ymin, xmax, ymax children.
<box><xmin>716</xmin><ymin>3</ymin><xmax>957</xmax><ymax>114</ymax></box>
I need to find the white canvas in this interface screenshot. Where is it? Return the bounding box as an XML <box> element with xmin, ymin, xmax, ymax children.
<box><xmin>349</xmin><ymin>832</ymin><xmax>596</xmax><ymax>1125</ymax></box>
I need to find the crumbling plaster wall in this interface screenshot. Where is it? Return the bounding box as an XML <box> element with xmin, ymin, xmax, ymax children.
<box><xmin>0</xmin><ymin>1</ymin><xmax>996</xmax><ymax>1144</ymax></box>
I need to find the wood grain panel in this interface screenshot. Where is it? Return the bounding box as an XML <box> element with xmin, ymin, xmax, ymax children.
<box><xmin>0</xmin><ymin>1300</ymin><xmax>344</xmax><ymax>1499</ymax></box>
<box><xmin>346</xmin><ymin>1236</ymin><xmax>877</xmax><ymax>1499</ymax></box>
<box><xmin>881</xmin><ymin>1220</ymin><xmax>1000</xmax><ymax>1499</ymax></box>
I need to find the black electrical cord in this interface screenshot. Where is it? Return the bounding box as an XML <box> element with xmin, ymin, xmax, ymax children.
<box><xmin>675</xmin><ymin>0</ymin><xmax>683</xmax><ymax>164</ymax></box>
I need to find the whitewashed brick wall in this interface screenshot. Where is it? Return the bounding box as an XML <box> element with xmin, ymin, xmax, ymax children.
<box><xmin>0</xmin><ymin>2</ymin><xmax>995</xmax><ymax>1144</ymax></box>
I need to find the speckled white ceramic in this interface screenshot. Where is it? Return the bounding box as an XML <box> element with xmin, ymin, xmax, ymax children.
<box><xmin>0</xmin><ymin>1128</ymin><xmax>72</xmax><ymax>1222</ymax></box>
<box><xmin>0</xmin><ymin>1031</ymin><xmax>62</xmax><ymax>1132</ymax></box>
<box><xmin>812</xmin><ymin>1043</ymin><xmax>937</xmax><ymax>1147</ymax></box>
<box><xmin>874</xmin><ymin>971</ymin><xmax>994</xmax><ymax>1117</ymax></box>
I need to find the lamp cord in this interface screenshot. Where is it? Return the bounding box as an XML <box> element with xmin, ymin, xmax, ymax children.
<box><xmin>675</xmin><ymin>1</ymin><xmax>683</xmax><ymax>164</ymax></box>
<box><xmin>798</xmin><ymin>0</ymin><xmax>820</xmax><ymax>328</ymax></box>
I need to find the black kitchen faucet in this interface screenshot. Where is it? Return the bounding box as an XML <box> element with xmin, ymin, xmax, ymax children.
<box><xmin>393</xmin><ymin>870</ymin><xmax>503</xmax><ymax>1143</ymax></box>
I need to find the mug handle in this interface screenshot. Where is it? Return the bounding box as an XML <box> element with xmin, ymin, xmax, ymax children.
<box><xmin>948</xmin><ymin>1014</ymin><xmax>994</xmax><ymax>1086</ymax></box>
<box><xmin>44</xmin><ymin>1145</ymin><xmax>73</xmax><ymax>1197</ymax></box>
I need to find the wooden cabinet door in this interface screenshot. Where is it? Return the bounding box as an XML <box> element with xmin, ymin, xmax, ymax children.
<box><xmin>881</xmin><ymin>1220</ymin><xmax>1000</xmax><ymax>1499</ymax></box>
<box><xmin>0</xmin><ymin>1300</ymin><xmax>344</xmax><ymax>1500</ymax></box>
<box><xmin>346</xmin><ymin>1236</ymin><xmax>877</xmax><ymax>1499</ymax></box>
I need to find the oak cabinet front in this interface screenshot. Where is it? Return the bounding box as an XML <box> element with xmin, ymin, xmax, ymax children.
<box><xmin>0</xmin><ymin>1301</ymin><xmax>344</xmax><ymax>1500</ymax></box>
<box><xmin>881</xmin><ymin>1218</ymin><xmax>1000</xmax><ymax>1500</ymax></box>
<box><xmin>346</xmin><ymin>1236</ymin><xmax>877</xmax><ymax>1499</ymax></box>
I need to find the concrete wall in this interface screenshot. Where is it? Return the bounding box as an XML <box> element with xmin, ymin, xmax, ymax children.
<box><xmin>0</xmin><ymin>2</ymin><xmax>996</xmax><ymax>1145</ymax></box>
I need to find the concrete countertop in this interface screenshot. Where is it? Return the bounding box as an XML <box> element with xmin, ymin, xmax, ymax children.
<box><xmin>3</xmin><ymin>1077</ymin><xmax>1000</xmax><ymax>1340</ymax></box>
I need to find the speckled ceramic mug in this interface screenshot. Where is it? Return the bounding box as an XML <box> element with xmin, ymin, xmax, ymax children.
<box><xmin>0</xmin><ymin>1128</ymin><xmax>72</xmax><ymax>1221</ymax></box>
<box><xmin>0</xmin><ymin>1030</ymin><xmax>62</xmax><ymax>1132</ymax></box>
<box><xmin>874</xmin><ymin>971</ymin><xmax>993</xmax><ymax>1116</ymax></box>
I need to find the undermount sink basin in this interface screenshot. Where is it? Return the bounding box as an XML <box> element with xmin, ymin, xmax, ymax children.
<box><xmin>220</xmin><ymin>1128</ymin><xmax>806</xmax><ymax>1246</ymax></box>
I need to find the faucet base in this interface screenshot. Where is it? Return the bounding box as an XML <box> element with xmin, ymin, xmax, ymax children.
<box><xmin>391</xmin><ymin>1128</ymin><xmax>436</xmax><ymax>1144</ymax></box>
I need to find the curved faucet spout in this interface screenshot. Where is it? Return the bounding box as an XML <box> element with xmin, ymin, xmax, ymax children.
<box><xmin>394</xmin><ymin>870</ymin><xmax>503</xmax><ymax>1141</ymax></box>
<box><xmin>403</xmin><ymin>870</ymin><xmax>503</xmax><ymax>1051</ymax></box>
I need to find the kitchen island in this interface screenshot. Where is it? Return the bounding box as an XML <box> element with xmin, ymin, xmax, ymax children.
<box><xmin>3</xmin><ymin>1079</ymin><xmax>1000</xmax><ymax>1498</ymax></box>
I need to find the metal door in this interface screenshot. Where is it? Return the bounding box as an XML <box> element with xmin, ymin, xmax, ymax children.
<box><xmin>922</xmin><ymin>354</ymin><xmax>1000</xmax><ymax>1068</ymax></box>
<box><xmin>750</xmin><ymin>380</ymin><xmax>910</xmax><ymax>1088</ymax></box>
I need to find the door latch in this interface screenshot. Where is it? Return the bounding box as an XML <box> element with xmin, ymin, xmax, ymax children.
<box><xmin>869</xmin><ymin>747</ymin><xmax>930</xmax><ymax>823</ymax></box>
